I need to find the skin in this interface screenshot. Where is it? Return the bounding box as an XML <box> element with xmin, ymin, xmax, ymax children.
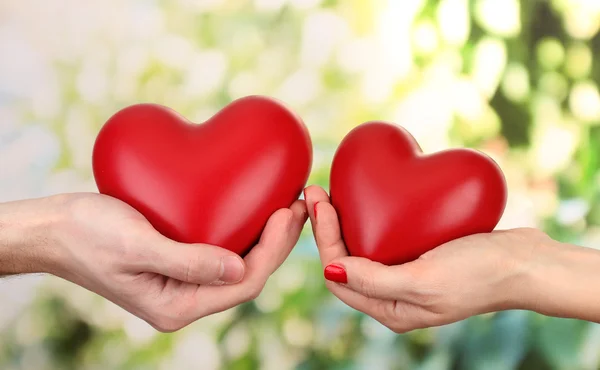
<box><xmin>304</xmin><ymin>185</ymin><xmax>600</xmax><ymax>333</ymax></box>
<box><xmin>0</xmin><ymin>193</ymin><xmax>307</xmax><ymax>332</ymax></box>
<box><xmin>4</xmin><ymin>185</ymin><xmax>600</xmax><ymax>334</ymax></box>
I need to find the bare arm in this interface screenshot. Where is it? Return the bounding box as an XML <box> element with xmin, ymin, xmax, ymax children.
<box><xmin>525</xmin><ymin>240</ymin><xmax>600</xmax><ymax>322</ymax></box>
<box><xmin>0</xmin><ymin>193</ymin><xmax>307</xmax><ymax>332</ymax></box>
<box><xmin>0</xmin><ymin>196</ymin><xmax>64</xmax><ymax>276</ymax></box>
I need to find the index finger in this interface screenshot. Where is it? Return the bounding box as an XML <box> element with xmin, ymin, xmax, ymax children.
<box><xmin>304</xmin><ymin>185</ymin><xmax>348</xmax><ymax>266</ymax></box>
<box><xmin>194</xmin><ymin>199</ymin><xmax>308</xmax><ymax>315</ymax></box>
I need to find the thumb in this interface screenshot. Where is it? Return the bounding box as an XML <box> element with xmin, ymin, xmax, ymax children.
<box><xmin>146</xmin><ymin>239</ymin><xmax>246</xmax><ymax>285</ymax></box>
<box><xmin>323</xmin><ymin>256</ymin><xmax>411</xmax><ymax>300</ymax></box>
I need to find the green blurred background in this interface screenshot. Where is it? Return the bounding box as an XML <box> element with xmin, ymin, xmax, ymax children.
<box><xmin>1</xmin><ymin>0</ymin><xmax>600</xmax><ymax>369</ymax></box>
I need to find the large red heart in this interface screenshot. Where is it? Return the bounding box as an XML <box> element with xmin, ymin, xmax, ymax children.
<box><xmin>93</xmin><ymin>96</ymin><xmax>312</xmax><ymax>256</ymax></box>
<box><xmin>330</xmin><ymin>122</ymin><xmax>507</xmax><ymax>265</ymax></box>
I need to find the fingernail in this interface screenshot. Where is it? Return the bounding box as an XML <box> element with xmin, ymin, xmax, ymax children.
<box><xmin>303</xmin><ymin>188</ymin><xmax>307</xmax><ymax>200</ymax></box>
<box><xmin>324</xmin><ymin>264</ymin><xmax>347</xmax><ymax>284</ymax></box>
<box><xmin>314</xmin><ymin>202</ymin><xmax>320</xmax><ymax>220</ymax></box>
<box><xmin>220</xmin><ymin>256</ymin><xmax>244</xmax><ymax>283</ymax></box>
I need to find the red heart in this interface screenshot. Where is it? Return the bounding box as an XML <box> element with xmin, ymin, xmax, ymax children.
<box><xmin>330</xmin><ymin>122</ymin><xmax>507</xmax><ymax>265</ymax></box>
<box><xmin>92</xmin><ymin>96</ymin><xmax>312</xmax><ymax>256</ymax></box>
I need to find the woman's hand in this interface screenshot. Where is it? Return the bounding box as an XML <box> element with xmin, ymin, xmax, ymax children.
<box><xmin>304</xmin><ymin>185</ymin><xmax>600</xmax><ymax>333</ymax></box>
<box><xmin>0</xmin><ymin>193</ymin><xmax>307</xmax><ymax>332</ymax></box>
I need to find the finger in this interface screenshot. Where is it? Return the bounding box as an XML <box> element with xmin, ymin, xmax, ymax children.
<box><xmin>244</xmin><ymin>200</ymin><xmax>308</xmax><ymax>276</ymax></box>
<box><xmin>325</xmin><ymin>267</ymin><xmax>430</xmax><ymax>334</ymax></box>
<box><xmin>325</xmin><ymin>256</ymin><xmax>415</xmax><ymax>301</ymax></box>
<box><xmin>325</xmin><ymin>280</ymin><xmax>394</xmax><ymax>325</ymax></box>
<box><xmin>303</xmin><ymin>184</ymin><xmax>330</xmax><ymax>223</ymax></box>
<box><xmin>310</xmin><ymin>199</ymin><xmax>348</xmax><ymax>267</ymax></box>
<box><xmin>195</xmin><ymin>200</ymin><xmax>308</xmax><ymax>316</ymax></box>
<box><xmin>142</xmin><ymin>237</ymin><xmax>246</xmax><ymax>285</ymax></box>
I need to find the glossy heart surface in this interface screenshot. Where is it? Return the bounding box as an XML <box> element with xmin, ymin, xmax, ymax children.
<box><xmin>330</xmin><ymin>122</ymin><xmax>507</xmax><ymax>265</ymax></box>
<box><xmin>93</xmin><ymin>96</ymin><xmax>313</xmax><ymax>255</ymax></box>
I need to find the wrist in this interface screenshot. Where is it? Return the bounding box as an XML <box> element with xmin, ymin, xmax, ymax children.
<box><xmin>490</xmin><ymin>228</ymin><xmax>561</xmax><ymax>313</ymax></box>
<box><xmin>0</xmin><ymin>195</ymin><xmax>68</xmax><ymax>275</ymax></box>
<box><xmin>512</xmin><ymin>230</ymin><xmax>600</xmax><ymax>321</ymax></box>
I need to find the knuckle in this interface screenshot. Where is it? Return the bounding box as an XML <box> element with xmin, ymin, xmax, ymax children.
<box><xmin>118</xmin><ymin>241</ymin><xmax>152</xmax><ymax>271</ymax></box>
<box><xmin>406</xmin><ymin>282</ymin><xmax>445</xmax><ymax>311</ymax></box>
<box><xmin>413</xmin><ymin>289</ymin><xmax>444</xmax><ymax>311</ymax></box>
<box><xmin>384</xmin><ymin>303</ymin><xmax>434</xmax><ymax>334</ymax></box>
<box><xmin>388</xmin><ymin>322</ymin><xmax>408</xmax><ymax>334</ymax></box>
<box><xmin>511</xmin><ymin>227</ymin><xmax>548</xmax><ymax>241</ymax></box>
<box><xmin>184</xmin><ymin>256</ymin><xmax>200</xmax><ymax>283</ymax></box>
<box><xmin>64</xmin><ymin>193</ymin><xmax>93</xmax><ymax>215</ymax></box>
<box><xmin>186</xmin><ymin>253</ymin><xmax>220</xmax><ymax>283</ymax></box>
<box><xmin>416</xmin><ymin>291</ymin><xmax>440</xmax><ymax>309</ymax></box>
<box><xmin>356</xmin><ymin>274</ymin><xmax>378</xmax><ymax>298</ymax></box>
<box><xmin>402</xmin><ymin>267</ymin><xmax>446</xmax><ymax>311</ymax></box>
<box><xmin>153</xmin><ymin>320</ymin><xmax>183</xmax><ymax>333</ymax></box>
<box><xmin>244</xmin><ymin>283</ymin><xmax>265</xmax><ymax>301</ymax></box>
<box><xmin>147</xmin><ymin>305</ymin><xmax>192</xmax><ymax>333</ymax></box>
<box><xmin>148</xmin><ymin>309</ymin><xmax>191</xmax><ymax>333</ymax></box>
<box><xmin>425</xmin><ymin>312</ymin><xmax>448</xmax><ymax>327</ymax></box>
<box><xmin>118</xmin><ymin>224</ymin><xmax>156</xmax><ymax>265</ymax></box>
<box><xmin>367</xmin><ymin>304</ymin><xmax>409</xmax><ymax>334</ymax></box>
<box><xmin>121</xmin><ymin>232</ymin><xmax>142</xmax><ymax>259</ymax></box>
<box><xmin>381</xmin><ymin>303</ymin><xmax>410</xmax><ymax>334</ymax></box>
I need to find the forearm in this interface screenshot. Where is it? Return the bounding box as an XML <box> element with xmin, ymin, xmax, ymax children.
<box><xmin>0</xmin><ymin>196</ymin><xmax>64</xmax><ymax>276</ymax></box>
<box><xmin>520</xmin><ymin>238</ymin><xmax>600</xmax><ymax>322</ymax></box>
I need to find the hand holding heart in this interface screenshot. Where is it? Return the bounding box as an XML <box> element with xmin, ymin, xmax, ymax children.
<box><xmin>329</xmin><ymin>122</ymin><xmax>507</xmax><ymax>265</ymax></box>
<box><xmin>92</xmin><ymin>96</ymin><xmax>312</xmax><ymax>256</ymax></box>
<box><xmin>31</xmin><ymin>192</ymin><xmax>307</xmax><ymax>332</ymax></box>
<box><xmin>305</xmin><ymin>185</ymin><xmax>571</xmax><ymax>333</ymax></box>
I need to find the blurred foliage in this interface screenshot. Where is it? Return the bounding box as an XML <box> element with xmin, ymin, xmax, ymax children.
<box><xmin>2</xmin><ymin>0</ymin><xmax>600</xmax><ymax>369</ymax></box>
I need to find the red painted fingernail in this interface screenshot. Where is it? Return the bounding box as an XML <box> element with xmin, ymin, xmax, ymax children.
<box><xmin>324</xmin><ymin>264</ymin><xmax>347</xmax><ymax>284</ymax></box>
<box><xmin>314</xmin><ymin>202</ymin><xmax>319</xmax><ymax>220</ymax></box>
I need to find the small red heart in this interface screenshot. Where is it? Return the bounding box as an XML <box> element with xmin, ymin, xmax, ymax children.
<box><xmin>93</xmin><ymin>96</ymin><xmax>312</xmax><ymax>256</ymax></box>
<box><xmin>330</xmin><ymin>122</ymin><xmax>507</xmax><ymax>265</ymax></box>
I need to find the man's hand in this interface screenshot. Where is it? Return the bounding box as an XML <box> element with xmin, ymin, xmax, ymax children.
<box><xmin>0</xmin><ymin>193</ymin><xmax>307</xmax><ymax>332</ymax></box>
